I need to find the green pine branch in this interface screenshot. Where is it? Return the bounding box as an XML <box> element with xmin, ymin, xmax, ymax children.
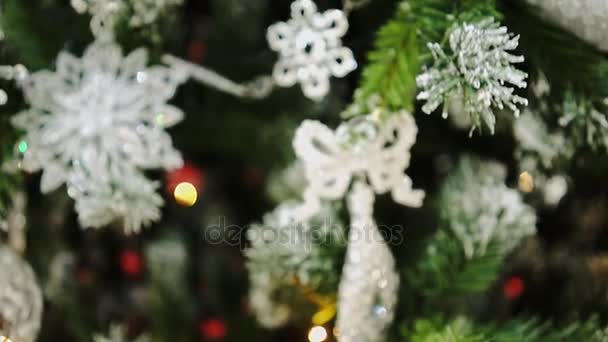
<box><xmin>355</xmin><ymin>0</ymin><xmax>500</xmax><ymax>113</ymax></box>
<box><xmin>404</xmin><ymin>230</ymin><xmax>503</xmax><ymax>306</ymax></box>
<box><xmin>406</xmin><ymin>317</ymin><xmax>603</xmax><ymax>342</ymax></box>
<box><xmin>357</xmin><ymin>2</ymin><xmax>420</xmax><ymax>112</ymax></box>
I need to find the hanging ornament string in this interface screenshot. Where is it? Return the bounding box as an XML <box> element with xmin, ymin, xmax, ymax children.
<box><xmin>163</xmin><ymin>0</ymin><xmax>362</xmax><ymax>101</ymax></box>
<box><xmin>342</xmin><ymin>0</ymin><xmax>371</xmax><ymax>16</ymax></box>
<box><xmin>161</xmin><ymin>55</ymin><xmax>275</xmax><ymax>99</ymax></box>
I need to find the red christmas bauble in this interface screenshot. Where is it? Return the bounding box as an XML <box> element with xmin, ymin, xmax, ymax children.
<box><xmin>503</xmin><ymin>276</ymin><xmax>525</xmax><ymax>299</ymax></box>
<box><xmin>120</xmin><ymin>250</ymin><xmax>143</xmax><ymax>278</ymax></box>
<box><xmin>166</xmin><ymin>162</ymin><xmax>206</xmax><ymax>196</ymax></box>
<box><xmin>199</xmin><ymin>318</ymin><xmax>227</xmax><ymax>340</ymax></box>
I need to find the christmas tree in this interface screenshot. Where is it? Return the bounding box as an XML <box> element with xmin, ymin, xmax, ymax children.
<box><xmin>1</xmin><ymin>0</ymin><xmax>608</xmax><ymax>341</ymax></box>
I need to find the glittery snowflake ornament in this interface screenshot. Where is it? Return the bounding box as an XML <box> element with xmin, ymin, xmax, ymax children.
<box><xmin>267</xmin><ymin>0</ymin><xmax>357</xmax><ymax>100</ymax></box>
<box><xmin>287</xmin><ymin>111</ymin><xmax>424</xmax><ymax>342</ymax></box>
<box><xmin>417</xmin><ymin>18</ymin><xmax>528</xmax><ymax>134</ymax></box>
<box><xmin>12</xmin><ymin>40</ymin><xmax>187</xmax><ymax>233</ymax></box>
<box><xmin>0</xmin><ymin>246</ymin><xmax>43</xmax><ymax>342</ymax></box>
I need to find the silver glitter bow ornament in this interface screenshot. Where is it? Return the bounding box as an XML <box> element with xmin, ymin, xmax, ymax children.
<box><xmin>289</xmin><ymin>111</ymin><xmax>424</xmax><ymax>341</ymax></box>
<box><xmin>267</xmin><ymin>0</ymin><xmax>357</xmax><ymax>100</ymax></box>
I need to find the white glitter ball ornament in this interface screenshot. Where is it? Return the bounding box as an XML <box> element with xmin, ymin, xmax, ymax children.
<box><xmin>0</xmin><ymin>246</ymin><xmax>43</xmax><ymax>342</ymax></box>
<box><xmin>267</xmin><ymin>0</ymin><xmax>357</xmax><ymax>100</ymax></box>
<box><xmin>12</xmin><ymin>40</ymin><xmax>187</xmax><ymax>233</ymax></box>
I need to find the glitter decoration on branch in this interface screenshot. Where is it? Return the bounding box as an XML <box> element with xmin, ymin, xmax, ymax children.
<box><xmin>0</xmin><ymin>246</ymin><xmax>43</xmax><ymax>342</ymax></box>
<box><xmin>416</xmin><ymin>18</ymin><xmax>528</xmax><ymax>135</ymax></box>
<box><xmin>246</xmin><ymin>206</ymin><xmax>345</xmax><ymax>328</ymax></box>
<box><xmin>559</xmin><ymin>91</ymin><xmax>608</xmax><ymax>152</ymax></box>
<box><xmin>267</xmin><ymin>0</ymin><xmax>357</xmax><ymax>100</ymax></box>
<box><xmin>278</xmin><ymin>110</ymin><xmax>424</xmax><ymax>341</ymax></box>
<box><xmin>513</xmin><ymin>111</ymin><xmax>571</xmax><ymax>207</ymax></box>
<box><xmin>438</xmin><ymin>156</ymin><xmax>536</xmax><ymax>258</ymax></box>
<box><xmin>12</xmin><ymin>40</ymin><xmax>187</xmax><ymax>233</ymax></box>
<box><xmin>514</xmin><ymin>111</ymin><xmax>571</xmax><ymax>171</ymax></box>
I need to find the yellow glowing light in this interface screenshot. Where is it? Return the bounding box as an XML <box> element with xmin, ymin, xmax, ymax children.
<box><xmin>518</xmin><ymin>171</ymin><xmax>534</xmax><ymax>193</ymax></box>
<box><xmin>308</xmin><ymin>326</ymin><xmax>328</xmax><ymax>342</ymax></box>
<box><xmin>1</xmin><ymin>337</ymin><xmax>13</xmax><ymax>342</ymax></box>
<box><xmin>312</xmin><ymin>305</ymin><xmax>336</xmax><ymax>326</ymax></box>
<box><xmin>173</xmin><ymin>182</ymin><xmax>198</xmax><ymax>207</ymax></box>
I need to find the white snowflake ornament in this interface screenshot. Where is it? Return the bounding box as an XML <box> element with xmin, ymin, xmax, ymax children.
<box><xmin>12</xmin><ymin>40</ymin><xmax>187</xmax><ymax>233</ymax></box>
<box><xmin>267</xmin><ymin>0</ymin><xmax>357</xmax><ymax>100</ymax></box>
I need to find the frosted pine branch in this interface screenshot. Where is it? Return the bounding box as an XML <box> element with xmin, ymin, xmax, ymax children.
<box><xmin>417</xmin><ymin>18</ymin><xmax>528</xmax><ymax>134</ymax></box>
